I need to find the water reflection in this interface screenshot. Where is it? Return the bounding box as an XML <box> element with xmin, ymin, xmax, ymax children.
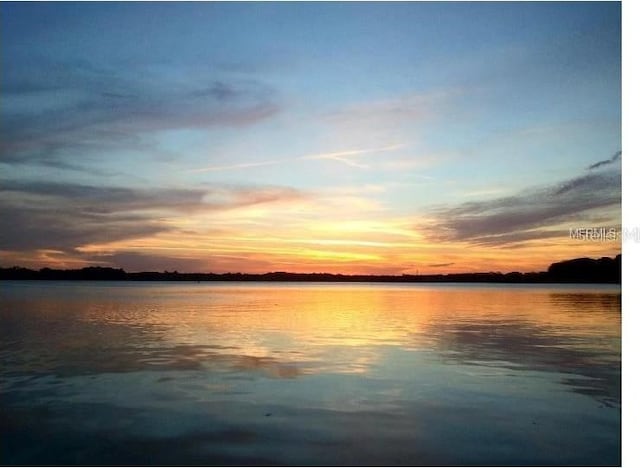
<box><xmin>0</xmin><ymin>282</ymin><xmax>620</xmax><ymax>465</ymax></box>
<box><xmin>1</xmin><ymin>284</ymin><xmax>621</xmax><ymax>396</ymax></box>
<box><xmin>431</xmin><ymin>317</ymin><xmax>620</xmax><ymax>406</ymax></box>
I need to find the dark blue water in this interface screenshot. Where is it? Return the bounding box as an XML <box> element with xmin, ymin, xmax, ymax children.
<box><xmin>0</xmin><ymin>282</ymin><xmax>620</xmax><ymax>465</ymax></box>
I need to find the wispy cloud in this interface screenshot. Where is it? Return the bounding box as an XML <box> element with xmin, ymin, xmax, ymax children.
<box><xmin>212</xmin><ymin>185</ymin><xmax>305</xmax><ymax>209</ymax></box>
<box><xmin>301</xmin><ymin>144</ymin><xmax>404</xmax><ymax>168</ymax></box>
<box><xmin>318</xmin><ymin>89</ymin><xmax>466</xmax><ymax>152</ymax></box>
<box><xmin>587</xmin><ymin>150</ymin><xmax>621</xmax><ymax>170</ymax></box>
<box><xmin>187</xmin><ymin>144</ymin><xmax>404</xmax><ymax>174</ymax></box>
<box><xmin>0</xmin><ymin>58</ymin><xmax>281</xmax><ymax>169</ymax></box>
<box><xmin>187</xmin><ymin>159</ymin><xmax>289</xmax><ymax>174</ymax></box>
<box><xmin>0</xmin><ymin>180</ymin><xmax>307</xmax><ymax>251</ymax></box>
<box><xmin>324</xmin><ymin>90</ymin><xmax>461</xmax><ymax>128</ymax></box>
<box><xmin>423</xmin><ymin>161</ymin><xmax>621</xmax><ymax>247</ymax></box>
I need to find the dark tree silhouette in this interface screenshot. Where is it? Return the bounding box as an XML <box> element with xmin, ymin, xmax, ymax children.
<box><xmin>0</xmin><ymin>256</ymin><xmax>621</xmax><ymax>283</ymax></box>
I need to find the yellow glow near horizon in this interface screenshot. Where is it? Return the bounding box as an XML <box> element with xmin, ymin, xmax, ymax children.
<box><xmin>98</xmin><ymin>284</ymin><xmax>618</xmax><ymax>377</ymax></box>
<box><xmin>12</xmin><ymin>178</ymin><xmax>620</xmax><ymax>274</ymax></box>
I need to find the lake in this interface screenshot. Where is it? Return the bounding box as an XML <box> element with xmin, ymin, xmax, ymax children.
<box><xmin>0</xmin><ymin>281</ymin><xmax>621</xmax><ymax>466</ymax></box>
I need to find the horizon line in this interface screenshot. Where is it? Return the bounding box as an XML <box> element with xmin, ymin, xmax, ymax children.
<box><xmin>0</xmin><ymin>254</ymin><xmax>621</xmax><ymax>280</ymax></box>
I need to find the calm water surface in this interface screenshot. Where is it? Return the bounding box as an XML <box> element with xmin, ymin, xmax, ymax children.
<box><xmin>0</xmin><ymin>282</ymin><xmax>620</xmax><ymax>465</ymax></box>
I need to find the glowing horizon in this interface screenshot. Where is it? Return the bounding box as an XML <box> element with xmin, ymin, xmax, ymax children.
<box><xmin>0</xmin><ymin>2</ymin><xmax>621</xmax><ymax>274</ymax></box>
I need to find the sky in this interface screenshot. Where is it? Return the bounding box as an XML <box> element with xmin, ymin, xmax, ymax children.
<box><xmin>0</xmin><ymin>2</ymin><xmax>621</xmax><ymax>274</ymax></box>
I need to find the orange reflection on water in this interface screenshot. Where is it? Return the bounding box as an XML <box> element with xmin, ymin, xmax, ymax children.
<box><xmin>1</xmin><ymin>281</ymin><xmax>622</xmax><ymax>465</ymax></box>
<box><xmin>107</xmin><ymin>284</ymin><xmax>620</xmax><ymax>379</ymax></box>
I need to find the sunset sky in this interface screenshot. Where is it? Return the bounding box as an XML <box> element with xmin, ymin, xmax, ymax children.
<box><xmin>0</xmin><ymin>2</ymin><xmax>621</xmax><ymax>274</ymax></box>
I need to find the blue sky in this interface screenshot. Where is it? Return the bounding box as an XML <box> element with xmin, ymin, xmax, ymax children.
<box><xmin>0</xmin><ymin>2</ymin><xmax>621</xmax><ymax>273</ymax></box>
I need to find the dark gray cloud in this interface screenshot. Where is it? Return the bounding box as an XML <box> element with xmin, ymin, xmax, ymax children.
<box><xmin>0</xmin><ymin>203</ymin><xmax>169</xmax><ymax>252</ymax></box>
<box><xmin>587</xmin><ymin>150</ymin><xmax>621</xmax><ymax>170</ymax></box>
<box><xmin>0</xmin><ymin>181</ymin><xmax>204</xmax><ymax>251</ymax></box>
<box><xmin>0</xmin><ymin>180</ymin><xmax>306</xmax><ymax>251</ymax></box>
<box><xmin>1</xmin><ymin>180</ymin><xmax>209</xmax><ymax>213</ymax></box>
<box><xmin>555</xmin><ymin>172</ymin><xmax>606</xmax><ymax>195</ymax></box>
<box><xmin>425</xmin><ymin>168</ymin><xmax>620</xmax><ymax>247</ymax></box>
<box><xmin>427</xmin><ymin>262</ymin><xmax>455</xmax><ymax>268</ymax></box>
<box><xmin>456</xmin><ymin>229</ymin><xmax>571</xmax><ymax>247</ymax></box>
<box><xmin>0</xmin><ymin>58</ymin><xmax>280</xmax><ymax>168</ymax></box>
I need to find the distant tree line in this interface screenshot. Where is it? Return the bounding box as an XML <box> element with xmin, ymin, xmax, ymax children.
<box><xmin>0</xmin><ymin>255</ymin><xmax>621</xmax><ymax>283</ymax></box>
